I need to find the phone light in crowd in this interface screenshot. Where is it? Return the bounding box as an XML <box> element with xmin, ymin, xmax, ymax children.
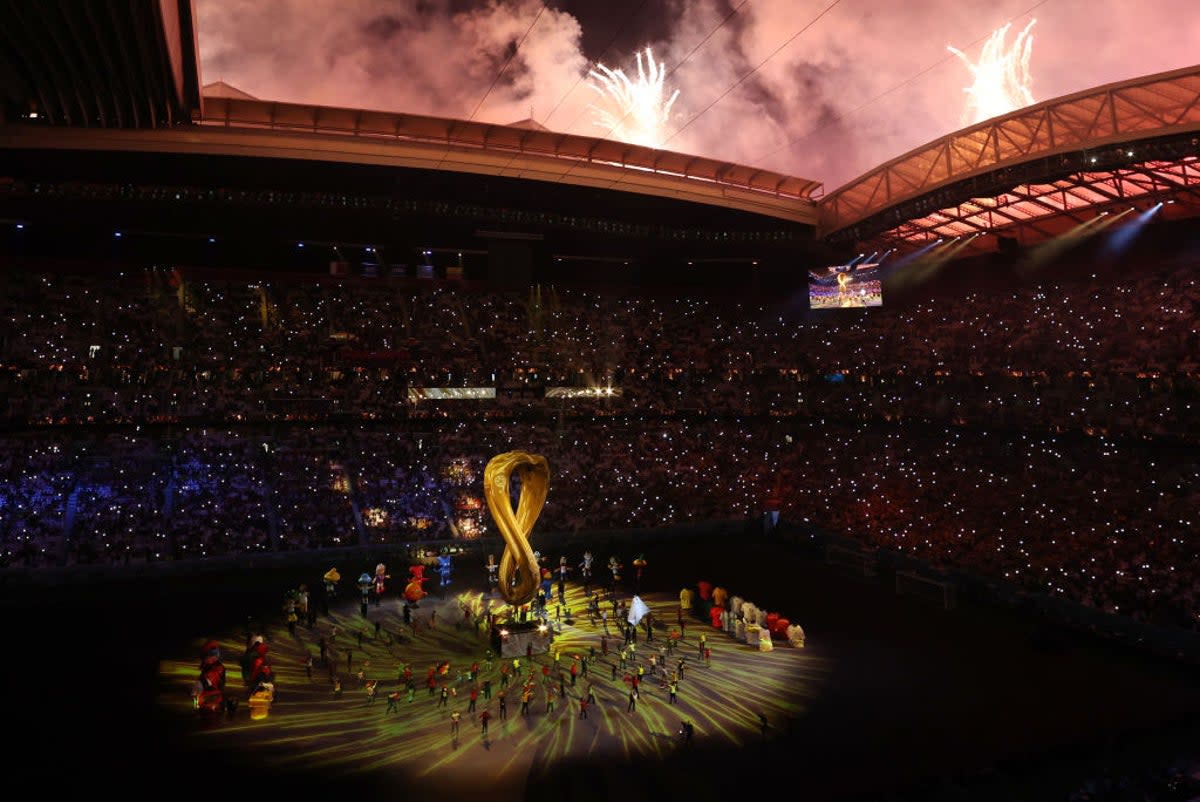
<box><xmin>297</xmin><ymin>242</ymin><xmax>304</xmax><ymax>248</ymax></box>
<box><xmin>15</xmin><ymin>223</ymin><xmax>23</xmax><ymax>230</ymax></box>
<box><xmin>114</xmin><ymin>231</ymin><xmax>122</xmax><ymax>238</ymax></box>
<box><xmin>208</xmin><ymin>237</ymin><xmax>215</xmax><ymax>243</ymax></box>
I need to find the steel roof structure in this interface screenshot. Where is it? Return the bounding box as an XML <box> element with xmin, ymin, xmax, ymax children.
<box><xmin>192</xmin><ymin>95</ymin><xmax>822</xmax><ymax>223</ymax></box>
<box><xmin>818</xmin><ymin>65</ymin><xmax>1200</xmax><ymax>256</ymax></box>
<box><xmin>0</xmin><ymin>0</ymin><xmax>201</xmax><ymax>128</ymax></box>
<box><xmin>1</xmin><ymin>0</ymin><xmax>1197</xmax><ymax>263</ymax></box>
<box><xmin>0</xmin><ymin>1</ymin><xmax>821</xmax><ymax>227</ymax></box>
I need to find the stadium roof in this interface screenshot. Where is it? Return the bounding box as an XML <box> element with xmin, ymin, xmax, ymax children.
<box><xmin>193</xmin><ymin>94</ymin><xmax>823</xmax><ymax>223</ymax></box>
<box><xmin>1</xmin><ymin>0</ymin><xmax>1197</xmax><ymax>263</ymax></box>
<box><xmin>0</xmin><ymin>0</ymin><xmax>202</xmax><ymax>128</ymax></box>
<box><xmin>819</xmin><ymin>64</ymin><xmax>1200</xmax><ymax>256</ymax></box>
<box><xmin>0</xmin><ymin>1</ymin><xmax>820</xmax><ymax>226</ymax></box>
<box><xmin>201</xmin><ymin>80</ymin><xmax>257</xmax><ymax>101</ymax></box>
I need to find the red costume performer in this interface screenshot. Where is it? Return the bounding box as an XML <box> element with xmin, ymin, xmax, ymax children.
<box><xmin>242</xmin><ymin>638</ymin><xmax>274</xmax><ymax>695</ymax></box>
<box><xmin>404</xmin><ymin>565</ymin><xmax>429</xmax><ymax>605</ymax></box>
<box><xmin>196</xmin><ymin>639</ymin><xmax>226</xmax><ymax>714</ymax></box>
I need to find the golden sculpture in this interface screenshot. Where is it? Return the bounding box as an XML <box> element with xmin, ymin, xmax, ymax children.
<box><xmin>483</xmin><ymin>451</ymin><xmax>550</xmax><ymax>606</ymax></box>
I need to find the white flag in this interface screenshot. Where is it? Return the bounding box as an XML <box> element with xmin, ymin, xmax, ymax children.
<box><xmin>627</xmin><ymin>595</ymin><xmax>650</xmax><ymax>626</ymax></box>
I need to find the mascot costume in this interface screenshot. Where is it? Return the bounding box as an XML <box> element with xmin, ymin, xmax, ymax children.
<box><xmin>607</xmin><ymin>556</ymin><xmax>623</xmax><ymax>591</ymax></box>
<box><xmin>404</xmin><ymin>564</ymin><xmax>429</xmax><ymax>606</ymax></box>
<box><xmin>323</xmin><ymin>567</ymin><xmax>341</xmax><ymax>598</ymax></box>
<box><xmin>579</xmin><ymin>551</ymin><xmax>594</xmax><ymax>591</ymax></box>
<box><xmin>709</xmin><ymin>586</ymin><xmax>728</xmax><ymax>629</ymax></box>
<box><xmin>632</xmin><ymin>555</ymin><xmax>647</xmax><ymax>592</ymax></box>
<box><xmin>695</xmin><ymin>581</ymin><xmax>714</xmax><ymax>621</ymax></box>
<box><xmin>244</xmin><ymin>640</ymin><xmax>274</xmax><ymax>693</ymax></box>
<box><xmin>539</xmin><ymin>567</ymin><xmax>553</xmax><ymax>610</ymax></box>
<box><xmin>242</xmin><ymin>637</ymin><xmax>276</xmax><ymax>719</ymax></box>
<box><xmin>195</xmin><ymin>639</ymin><xmax>226</xmax><ymax>714</ymax></box>
<box><xmin>679</xmin><ymin>587</ymin><xmax>694</xmax><ymax>614</ymax></box>
<box><xmin>373</xmin><ymin>563</ymin><xmax>390</xmax><ymax>606</ymax></box>
<box><xmin>357</xmin><ymin>572</ymin><xmax>373</xmax><ymax>616</ymax></box>
<box><xmin>437</xmin><ymin>554</ymin><xmax>454</xmax><ymax>589</ymax></box>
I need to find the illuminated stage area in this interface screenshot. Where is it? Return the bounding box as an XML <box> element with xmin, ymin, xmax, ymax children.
<box><xmin>159</xmin><ymin>581</ymin><xmax>826</xmax><ymax>802</ymax></box>
<box><xmin>12</xmin><ymin>535</ymin><xmax>1200</xmax><ymax>802</ymax></box>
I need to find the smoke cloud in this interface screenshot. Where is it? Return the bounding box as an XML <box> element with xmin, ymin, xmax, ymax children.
<box><xmin>196</xmin><ymin>0</ymin><xmax>1200</xmax><ymax>192</ymax></box>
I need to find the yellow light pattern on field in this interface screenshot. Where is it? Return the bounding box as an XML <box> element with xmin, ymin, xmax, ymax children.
<box><xmin>160</xmin><ymin>582</ymin><xmax>827</xmax><ymax>789</ymax></box>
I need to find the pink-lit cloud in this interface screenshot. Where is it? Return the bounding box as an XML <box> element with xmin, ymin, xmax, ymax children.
<box><xmin>195</xmin><ymin>0</ymin><xmax>1200</xmax><ymax>192</ymax></box>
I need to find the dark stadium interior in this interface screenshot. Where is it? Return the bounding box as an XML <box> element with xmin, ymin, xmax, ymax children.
<box><xmin>2</xmin><ymin>2</ymin><xmax>1199</xmax><ymax>801</ymax></box>
<box><xmin>5</xmin><ymin>532</ymin><xmax>1199</xmax><ymax>802</ymax></box>
<box><xmin>0</xmin><ymin>145</ymin><xmax>826</xmax><ymax>293</ymax></box>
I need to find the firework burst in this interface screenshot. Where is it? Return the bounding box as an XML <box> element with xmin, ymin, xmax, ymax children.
<box><xmin>948</xmin><ymin>19</ymin><xmax>1036</xmax><ymax>125</ymax></box>
<box><xmin>586</xmin><ymin>47</ymin><xmax>680</xmax><ymax>149</ymax></box>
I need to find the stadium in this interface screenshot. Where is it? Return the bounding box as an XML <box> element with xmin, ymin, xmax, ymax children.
<box><xmin>1</xmin><ymin>2</ymin><xmax>1198</xmax><ymax>801</ymax></box>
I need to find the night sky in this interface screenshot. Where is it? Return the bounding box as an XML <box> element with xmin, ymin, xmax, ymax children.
<box><xmin>195</xmin><ymin>0</ymin><xmax>1200</xmax><ymax>190</ymax></box>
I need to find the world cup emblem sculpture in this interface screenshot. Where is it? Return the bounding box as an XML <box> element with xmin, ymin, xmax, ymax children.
<box><xmin>483</xmin><ymin>451</ymin><xmax>550</xmax><ymax>606</ymax></box>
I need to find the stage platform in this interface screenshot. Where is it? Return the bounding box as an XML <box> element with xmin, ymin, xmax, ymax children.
<box><xmin>7</xmin><ymin>535</ymin><xmax>1200</xmax><ymax>802</ymax></box>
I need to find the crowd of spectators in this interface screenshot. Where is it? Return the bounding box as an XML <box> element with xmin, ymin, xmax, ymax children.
<box><xmin>0</xmin><ymin>261</ymin><xmax>1195</xmax><ymax>435</ymax></box>
<box><xmin>0</xmin><ymin>433</ymin><xmax>71</xmax><ymax>567</ymax></box>
<box><xmin>0</xmin><ymin>257</ymin><xmax>1196</xmax><ymax>635</ymax></box>
<box><xmin>167</xmin><ymin>430</ymin><xmax>271</xmax><ymax>559</ymax></box>
<box><xmin>351</xmin><ymin>430</ymin><xmax>458</xmax><ymax>544</ymax></box>
<box><xmin>68</xmin><ymin>432</ymin><xmax>167</xmax><ymax>564</ymax></box>
<box><xmin>271</xmin><ymin>428</ymin><xmax>358</xmax><ymax>550</ymax></box>
<box><xmin>1</xmin><ymin>417</ymin><xmax>1194</xmax><ymax>633</ymax></box>
<box><xmin>1064</xmin><ymin>752</ymin><xmax>1200</xmax><ymax>802</ymax></box>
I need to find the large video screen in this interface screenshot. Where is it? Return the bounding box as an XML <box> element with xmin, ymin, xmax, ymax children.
<box><xmin>808</xmin><ymin>263</ymin><xmax>883</xmax><ymax>309</ymax></box>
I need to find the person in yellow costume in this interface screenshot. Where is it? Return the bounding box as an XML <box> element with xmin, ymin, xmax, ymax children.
<box><xmin>322</xmin><ymin>567</ymin><xmax>342</xmax><ymax>615</ymax></box>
